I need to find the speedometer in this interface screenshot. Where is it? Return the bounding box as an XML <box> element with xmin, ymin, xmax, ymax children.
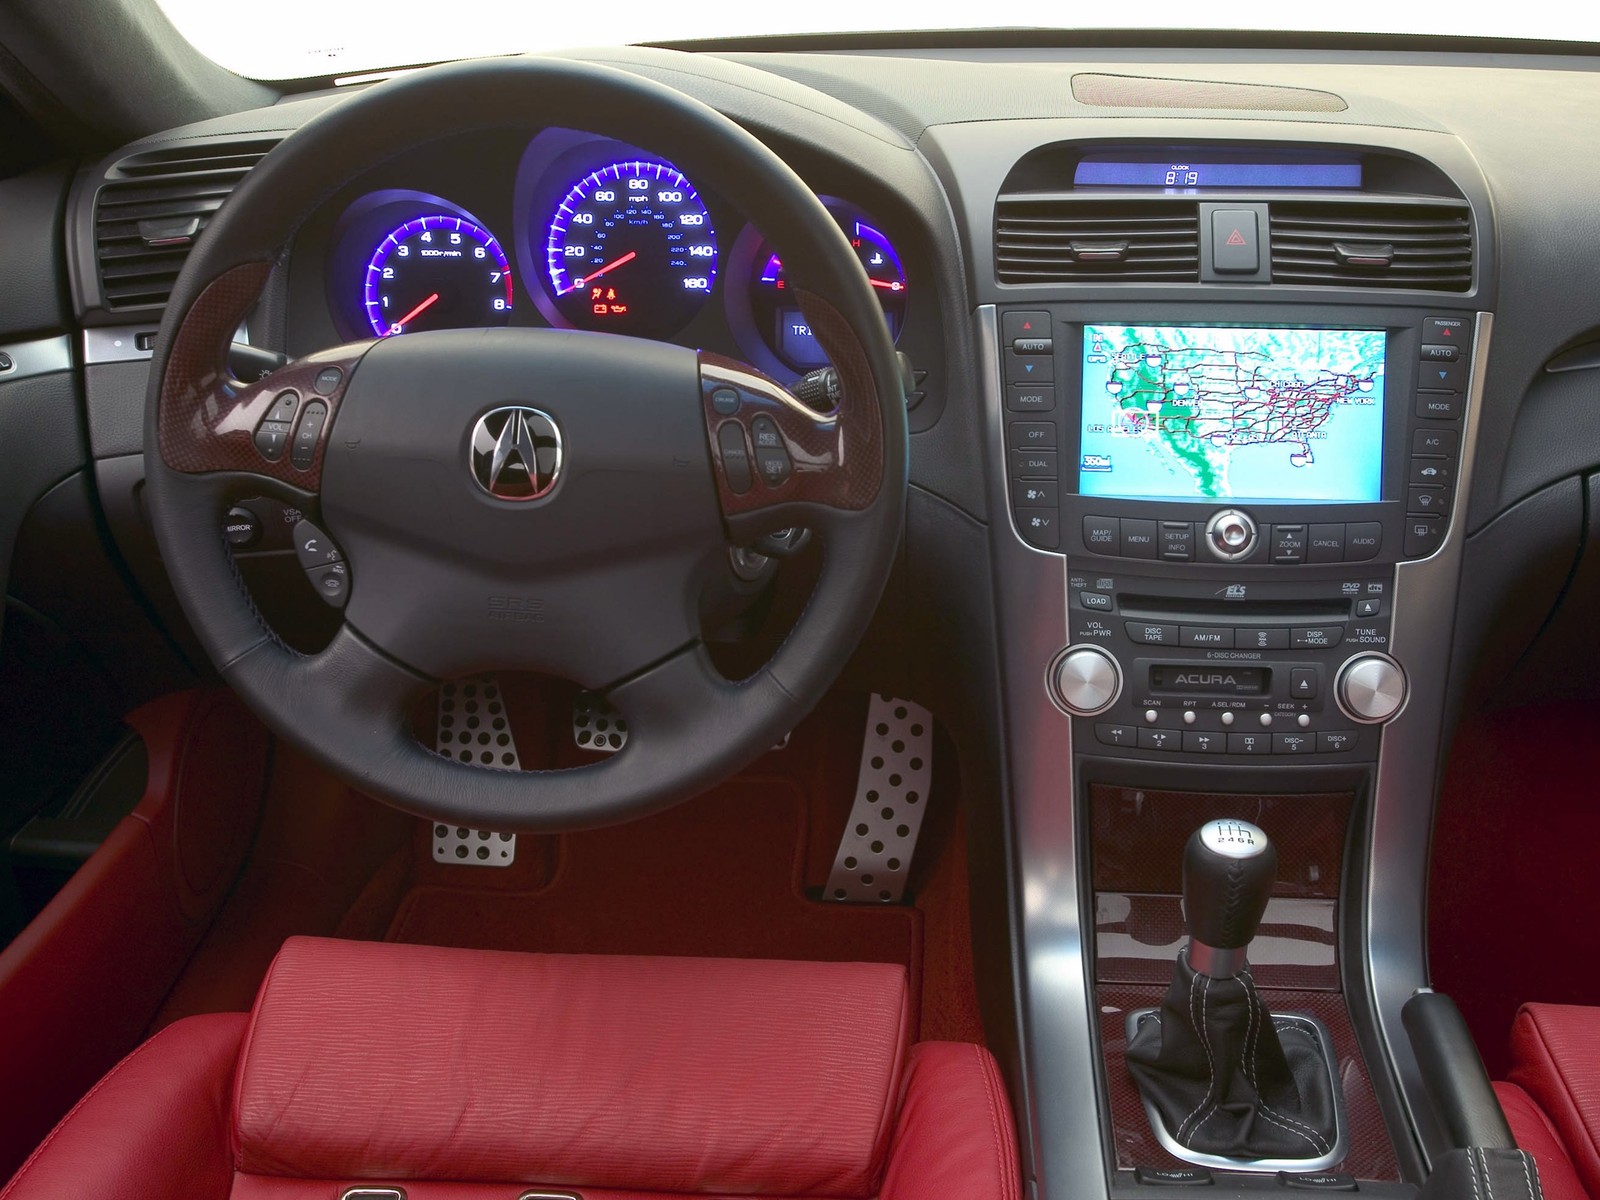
<box><xmin>544</xmin><ymin>161</ymin><xmax>717</xmax><ymax>338</ymax></box>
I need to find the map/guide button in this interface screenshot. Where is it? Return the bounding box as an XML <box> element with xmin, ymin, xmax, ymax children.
<box><xmin>1083</xmin><ymin>515</ymin><xmax>1120</xmax><ymax>553</ymax></box>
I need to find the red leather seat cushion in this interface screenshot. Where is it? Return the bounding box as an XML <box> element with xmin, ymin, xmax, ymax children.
<box><xmin>1507</xmin><ymin>1004</ymin><xmax>1600</xmax><ymax>1199</ymax></box>
<box><xmin>0</xmin><ymin>1012</ymin><xmax>244</xmax><ymax>1200</ymax></box>
<box><xmin>234</xmin><ymin>937</ymin><xmax>912</xmax><ymax>1195</ymax></box>
<box><xmin>1496</xmin><ymin>1082</ymin><xmax>1589</xmax><ymax>1200</ymax></box>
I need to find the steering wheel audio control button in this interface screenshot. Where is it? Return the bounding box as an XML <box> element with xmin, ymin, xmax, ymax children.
<box><xmin>716</xmin><ymin>423</ymin><xmax>753</xmax><ymax>494</ymax></box>
<box><xmin>253</xmin><ymin>420</ymin><xmax>292</xmax><ymax>462</ymax></box>
<box><xmin>312</xmin><ymin>366</ymin><xmax>344</xmax><ymax>395</ymax></box>
<box><xmin>291</xmin><ymin>401</ymin><xmax>329</xmax><ymax>471</ymax></box>
<box><xmin>267</xmin><ymin>390</ymin><xmax>300</xmax><ymax>423</ymax></box>
<box><xmin>292</xmin><ymin>519</ymin><xmax>343</xmax><ymax>569</ymax></box>
<box><xmin>306</xmin><ymin>561</ymin><xmax>350</xmax><ymax>609</ymax></box>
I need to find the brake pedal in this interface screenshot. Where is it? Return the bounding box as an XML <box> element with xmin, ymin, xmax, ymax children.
<box><xmin>825</xmin><ymin>695</ymin><xmax>934</xmax><ymax>904</ymax></box>
<box><xmin>431</xmin><ymin>676</ymin><xmax>517</xmax><ymax>866</ymax></box>
<box><xmin>573</xmin><ymin>691</ymin><xmax>629</xmax><ymax>753</ymax></box>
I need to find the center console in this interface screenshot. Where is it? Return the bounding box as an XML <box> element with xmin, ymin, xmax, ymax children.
<box><xmin>975</xmin><ymin>295</ymin><xmax>1490</xmax><ymax>1199</ymax></box>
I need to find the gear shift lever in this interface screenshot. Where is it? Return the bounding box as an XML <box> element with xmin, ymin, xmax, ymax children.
<box><xmin>1183</xmin><ymin>819</ymin><xmax>1277</xmax><ymax>978</ymax></box>
<box><xmin>1126</xmin><ymin>817</ymin><xmax>1343</xmax><ymax>1167</ymax></box>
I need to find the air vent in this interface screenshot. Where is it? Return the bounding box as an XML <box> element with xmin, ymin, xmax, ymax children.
<box><xmin>1269</xmin><ymin>201</ymin><xmax>1472</xmax><ymax>292</ymax></box>
<box><xmin>94</xmin><ymin>137</ymin><xmax>279</xmax><ymax>311</ymax></box>
<box><xmin>994</xmin><ymin>197</ymin><xmax>1200</xmax><ymax>283</ymax></box>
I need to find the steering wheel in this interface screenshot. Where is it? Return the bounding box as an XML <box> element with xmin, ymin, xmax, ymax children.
<box><xmin>143</xmin><ymin>57</ymin><xmax>907</xmax><ymax>832</ymax></box>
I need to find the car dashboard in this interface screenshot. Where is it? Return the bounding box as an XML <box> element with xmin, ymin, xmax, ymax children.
<box><xmin>9</xmin><ymin>34</ymin><xmax>1600</xmax><ymax>1200</ymax></box>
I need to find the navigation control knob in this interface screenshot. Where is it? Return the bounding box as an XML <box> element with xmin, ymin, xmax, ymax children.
<box><xmin>1204</xmin><ymin>508</ymin><xmax>1258</xmax><ymax>562</ymax></box>
<box><xmin>1052</xmin><ymin>645</ymin><xmax>1122</xmax><ymax>716</ymax></box>
<box><xmin>1336</xmin><ymin>653</ymin><xmax>1408</xmax><ymax>724</ymax></box>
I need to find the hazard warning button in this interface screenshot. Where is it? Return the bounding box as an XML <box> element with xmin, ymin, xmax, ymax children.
<box><xmin>1211</xmin><ymin>209</ymin><xmax>1260</xmax><ymax>274</ymax></box>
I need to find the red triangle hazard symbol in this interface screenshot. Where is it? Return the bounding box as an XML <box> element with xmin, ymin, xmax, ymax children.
<box><xmin>1225</xmin><ymin>229</ymin><xmax>1248</xmax><ymax>246</ymax></box>
<box><xmin>1022</xmin><ymin>320</ymin><xmax>1034</xmax><ymax>330</ymax></box>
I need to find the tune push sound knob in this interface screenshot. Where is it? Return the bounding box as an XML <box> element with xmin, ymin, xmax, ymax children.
<box><xmin>1336</xmin><ymin>653</ymin><xmax>1408</xmax><ymax>724</ymax></box>
<box><xmin>1052</xmin><ymin>645</ymin><xmax>1122</xmax><ymax>716</ymax></box>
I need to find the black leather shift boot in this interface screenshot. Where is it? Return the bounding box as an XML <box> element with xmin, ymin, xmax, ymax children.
<box><xmin>1126</xmin><ymin>955</ymin><xmax>1339</xmax><ymax>1161</ymax></box>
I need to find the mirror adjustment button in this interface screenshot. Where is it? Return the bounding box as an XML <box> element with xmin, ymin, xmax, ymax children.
<box><xmin>253</xmin><ymin>420</ymin><xmax>292</xmax><ymax>462</ymax></box>
<box><xmin>717</xmin><ymin>423</ymin><xmax>753</xmax><ymax>494</ymax></box>
<box><xmin>291</xmin><ymin>401</ymin><xmax>328</xmax><ymax>471</ymax></box>
<box><xmin>225</xmin><ymin>506</ymin><xmax>262</xmax><ymax>549</ymax></box>
<box><xmin>306</xmin><ymin>561</ymin><xmax>349</xmax><ymax>609</ymax></box>
<box><xmin>292</xmin><ymin>519</ymin><xmax>342</xmax><ymax>569</ymax></box>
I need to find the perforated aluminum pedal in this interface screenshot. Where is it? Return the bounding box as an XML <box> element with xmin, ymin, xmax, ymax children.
<box><xmin>825</xmin><ymin>695</ymin><xmax>934</xmax><ymax>904</ymax></box>
<box><xmin>432</xmin><ymin>676</ymin><xmax>517</xmax><ymax>866</ymax></box>
<box><xmin>573</xmin><ymin>692</ymin><xmax>628</xmax><ymax>753</ymax></box>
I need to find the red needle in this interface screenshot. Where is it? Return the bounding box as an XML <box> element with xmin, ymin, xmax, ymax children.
<box><xmin>390</xmin><ymin>291</ymin><xmax>440</xmax><ymax>333</ymax></box>
<box><xmin>576</xmin><ymin>251</ymin><xmax>637</xmax><ymax>287</ymax></box>
<box><xmin>869</xmin><ymin>278</ymin><xmax>903</xmax><ymax>291</ymax></box>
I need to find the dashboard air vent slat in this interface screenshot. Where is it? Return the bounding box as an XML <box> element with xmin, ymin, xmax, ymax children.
<box><xmin>93</xmin><ymin>138</ymin><xmax>279</xmax><ymax>311</ymax></box>
<box><xmin>994</xmin><ymin>198</ymin><xmax>1200</xmax><ymax>283</ymax></box>
<box><xmin>1269</xmin><ymin>202</ymin><xmax>1472</xmax><ymax>292</ymax></box>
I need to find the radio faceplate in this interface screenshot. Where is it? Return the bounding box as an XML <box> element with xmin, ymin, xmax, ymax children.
<box><xmin>1003</xmin><ymin>303</ymin><xmax>1472</xmax><ymax>567</ymax></box>
<box><xmin>1063</xmin><ymin>560</ymin><xmax>1394</xmax><ymax>761</ymax></box>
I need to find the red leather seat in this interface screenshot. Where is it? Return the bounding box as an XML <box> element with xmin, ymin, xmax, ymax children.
<box><xmin>1</xmin><ymin>937</ymin><xmax>1021</xmax><ymax>1200</ymax></box>
<box><xmin>1495</xmin><ymin>1003</ymin><xmax>1600</xmax><ymax>1200</ymax></box>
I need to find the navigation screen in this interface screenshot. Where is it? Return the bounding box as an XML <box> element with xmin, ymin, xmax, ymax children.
<box><xmin>1078</xmin><ymin>324</ymin><xmax>1386</xmax><ymax>503</ymax></box>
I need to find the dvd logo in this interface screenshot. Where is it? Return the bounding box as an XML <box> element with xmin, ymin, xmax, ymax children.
<box><xmin>1081</xmin><ymin>454</ymin><xmax>1112</xmax><ymax>472</ymax></box>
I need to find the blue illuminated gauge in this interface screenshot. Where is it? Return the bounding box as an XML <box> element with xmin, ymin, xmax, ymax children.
<box><xmin>544</xmin><ymin>161</ymin><xmax>717</xmax><ymax>338</ymax></box>
<box><xmin>363</xmin><ymin>215</ymin><xmax>512</xmax><ymax>337</ymax></box>
<box><xmin>750</xmin><ymin>204</ymin><xmax>906</xmax><ymax>370</ymax></box>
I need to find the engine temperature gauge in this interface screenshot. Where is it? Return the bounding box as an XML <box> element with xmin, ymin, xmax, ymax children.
<box><xmin>750</xmin><ymin>202</ymin><xmax>907</xmax><ymax>369</ymax></box>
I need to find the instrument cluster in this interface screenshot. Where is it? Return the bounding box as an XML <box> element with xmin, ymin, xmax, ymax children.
<box><xmin>320</xmin><ymin>128</ymin><xmax>910</xmax><ymax>378</ymax></box>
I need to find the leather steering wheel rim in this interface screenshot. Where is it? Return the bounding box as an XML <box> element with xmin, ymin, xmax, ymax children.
<box><xmin>143</xmin><ymin>56</ymin><xmax>908</xmax><ymax>832</ymax></box>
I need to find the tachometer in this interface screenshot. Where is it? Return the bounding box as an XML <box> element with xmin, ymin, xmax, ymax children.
<box><xmin>544</xmin><ymin>161</ymin><xmax>717</xmax><ymax>338</ymax></box>
<box><xmin>364</xmin><ymin>215</ymin><xmax>512</xmax><ymax>337</ymax></box>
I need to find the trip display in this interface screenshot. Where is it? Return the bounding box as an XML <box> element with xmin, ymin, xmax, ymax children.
<box><xmin>1078</xmin><ymin>324</ymin><xmax>1386</xmax><ymax>503</ymax></box>
<box><xmin>749</xmin><ymin>201</ymin><xmax>907</xmax><ymax>368</ymax></box>
<box><xmin>543</xmin><ymin>159</ymin><xmax>717</xmax><ymax>337</ymax></box>
<box><xmin>363</xmin><ymin>215</ymin><xmax>512</xmax><ymax>337</ymax></box>
<box><xmin>1074</xmin><ymin>152</ymin><xmax>1361</xmax><ymax>190</ymax></box>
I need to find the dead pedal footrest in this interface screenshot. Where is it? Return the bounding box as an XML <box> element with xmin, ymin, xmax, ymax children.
<box><xmin>825</xmin><ymin>694</ymin><xmax>934</xmax><ymax>904</ymax></box>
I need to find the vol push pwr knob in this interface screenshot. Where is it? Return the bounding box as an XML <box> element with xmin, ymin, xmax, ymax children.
<box><xmin>1052</xmin><ymin>645</ymin><xmax>1123</xmax><ymax>716</ymax></box>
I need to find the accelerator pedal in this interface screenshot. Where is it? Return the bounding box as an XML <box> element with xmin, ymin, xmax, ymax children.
<box><xmin>825</xmin><ymin>695</ymin><xmax>934</xmax><ymax>904</ymax></box>
<box><xmin>432</xmin><ymin>676</ymin><xmax>518</xmax><ymax>867</ymax></box>
<box><xmin>573</xmin><ymin>691</ymin><xmax>629</xmax><ymax>753</ymax></box>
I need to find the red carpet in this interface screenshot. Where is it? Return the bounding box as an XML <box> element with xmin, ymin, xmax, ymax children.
<box><xmin>1429</xmin><ymin>703</ymin><xmax>1600</xmax><ymax>1078</ymax></box>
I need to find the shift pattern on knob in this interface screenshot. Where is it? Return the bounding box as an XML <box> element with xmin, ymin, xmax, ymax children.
<box><xmin>1184</xmin><ymin>818</ymin><xmax>1277</xmax><ymax>956</ymax></box>
<box><xmin>1053</xmin><ymin>645</ymin><xmax>1122</xmax><ymax>716</ymax></box>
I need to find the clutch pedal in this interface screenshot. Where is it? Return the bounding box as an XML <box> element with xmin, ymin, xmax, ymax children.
<box><xmin>431</xmin><ymin>676</ymin><xmax>517</xmax><ymax>866</ymax></box>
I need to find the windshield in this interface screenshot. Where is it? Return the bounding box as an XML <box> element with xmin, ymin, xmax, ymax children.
<box><xmin>157</xmin><ymin>0</ymin><xmax>1600</xmax><ymax>81</ymax></box>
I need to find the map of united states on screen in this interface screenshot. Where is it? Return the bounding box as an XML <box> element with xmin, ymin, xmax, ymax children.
<box><xmin>1078</xmin><ymin>324</ymin><xmax>1386</xmax><ymax>503</ymax></box>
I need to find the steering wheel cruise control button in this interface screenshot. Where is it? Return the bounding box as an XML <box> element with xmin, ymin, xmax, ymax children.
<box><xmin>749</xmin><ymin>415</ymin><xmax>793</xmax><ymax>487</ymax></box>
<box><xmin>710</xmin><ymin>387</ymin><xmax>740</xmax><ymax>415</ymax></box>
<box><xmin>716</xmin><ymin>423</ymin><xmax>753</xmax><ymax>494</ymax></box>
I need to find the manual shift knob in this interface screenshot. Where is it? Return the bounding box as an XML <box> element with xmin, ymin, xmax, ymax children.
<box><xmin>1182</xmin><ymin>818</ymin><xmax>1277</xmax><ymax>977</ymax></box>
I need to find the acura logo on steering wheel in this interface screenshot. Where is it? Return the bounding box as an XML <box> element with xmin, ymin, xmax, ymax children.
<box><xmin>470</xmin><ymin>406</ymin><xmax>562</xmax><ymax>501</ymax></box>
